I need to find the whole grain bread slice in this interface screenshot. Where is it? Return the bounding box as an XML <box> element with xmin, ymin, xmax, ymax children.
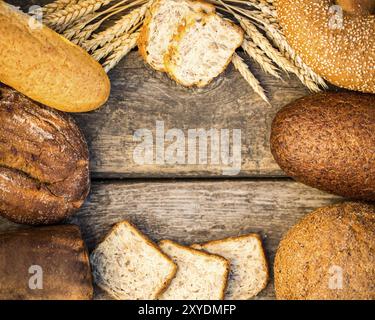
<box><xmin>192</xmin><ymin>234</ymin><xmax>269</xmax><ymax>300</ymax></box>
<box><xmin>164</xmin><ymin>13</ymin><xmax>244</xmax><ymax>87</ymax></box>
<box><xmin>138</xmin><ymin>0</ymin><xmax>215</xmax><ymax>71</ymax></box>
<box><xmin>90</xmin><ymin>221</ymin><xmax>177</xmax><ymax>300</ymax></box>
<box><xmin>158</xmin><ymin>239</ymin><xmax>230</xmax><ymax>300</ymax></box>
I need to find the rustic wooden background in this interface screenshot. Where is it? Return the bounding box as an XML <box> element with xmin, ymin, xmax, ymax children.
<box><xmin>1</xmin><ymin>0</ymin><xmax>344</xmax><ymax>300</ymax></box>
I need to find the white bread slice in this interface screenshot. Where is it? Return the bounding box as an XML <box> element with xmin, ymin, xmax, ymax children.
<box><xmin>158</xmin><ymin>240</ymin><xmax>230</xmax><ymax>300</ymax></box>
<box><xmin>192</xmin><ymin>234</ymin><xmax>269</xmax><ymax>300</ymax></box>
<box><xmin>164</xmin><ymin>13</ymin><xmax>244</xmax><ymax>87</ymax></box>
<box><xmin>90</xmin><ymin>221</ymin><xmax>177</xmax><ymax>300</ymax></box>
<box><xmin>138</xmin><ymin>0</ymin><xmax>215</xmax><ymax>71</ymax></box>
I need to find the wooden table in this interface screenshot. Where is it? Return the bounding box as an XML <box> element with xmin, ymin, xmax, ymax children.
<box><xmin>2</xmin><ymin>1</ymin><xmax>343</xmax><ymax>299</ymax></box>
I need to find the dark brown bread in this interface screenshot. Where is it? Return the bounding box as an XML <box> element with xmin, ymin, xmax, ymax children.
<box><xmin>0</xmin><ymin>225</ymin><xmax>93</xmax><ymax>300</ymax></box>
<box><xmin>0</xmin><ymin>85</ymin><xmax>90</xmax><ymax>225</ymax></box>
<box><xmin>270</xmin><ymin>92</ymin><xmax>375</xmax><ymax>201</ymax></box>
<box><xmin>274</xmin><ymin>202</ymin><xmax>375</xmax><ymax>300</ymax></box>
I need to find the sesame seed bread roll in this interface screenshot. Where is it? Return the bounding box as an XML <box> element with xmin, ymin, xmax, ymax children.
<box><xmin>276</xmin><ymin>0</ymin><xmax>375</xmax><ymax>93</ymax></box>
<box><xmin>0</xmin><ymin>2</ymin><xmax>110</xmax><ymax>113</ymax></box>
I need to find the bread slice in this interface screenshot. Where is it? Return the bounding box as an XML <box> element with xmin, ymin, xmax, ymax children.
<box><xmin>158</xmin><ymin>240</ymin><xmax>230</xmax><ymax>300</ymax></box>
<box><xmin>192</xmin><ymin>234</ymin><xmax>269</xmax><ymax>300</ymax></box>
<box><xmin>164</xmin><ymin>13</ymin><xmax>244</xmax><ymax>87</ymax></box>
<box><xmin>90</xmin><ymin>221</ymin><xmax>177</xmax><ymax>300</ymax></box>
<box><xmin>138</xmin><ymin>0</ymin><xmax>215</xmax><ymax>71</ymax></box>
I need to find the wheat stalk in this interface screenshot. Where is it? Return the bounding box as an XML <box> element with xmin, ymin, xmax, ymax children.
<box><xmin>103</xmin><ymin>31</ymin><xmax>140</xmax><ymax>72</ymax></box>
<box><xmin>42</xmin><ymin>0</ymin><xmax>79</xmax><ymax>14</ymax></box>
<box><xmin>83</xmin><ymin>1</ymin><xmax>150</xmax><ymax>51</ymax></box>
<box><xmin>232</xmin><ymin>53</ymin><xmax>269</xmax><ymax>104</ymax></box>
<box><xmin>44</xmin><ymin>0</ymin><xmax>114</xmax><ymax>31</ymax></box>
<box><xmin>242</xmin><ymin>39</ymin><xmax>280</xmax><ymax>79</ymax></box>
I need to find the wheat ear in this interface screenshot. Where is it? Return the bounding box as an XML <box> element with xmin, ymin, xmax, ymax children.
<box><xmin>103</xmin><ymin>31</ymin><xmax>140</xmax><ymax>72</ymax></box>
<box><xmin>83</xmin><ymin>1</ymin><xmax>150</xmax><ymax>51</ymax></box>
<box><xmin>42</xmin><ymin>0</ymin><xmax>79</xmax><ymax>14</ymax></box>
<box><xmin>232</xmin><ymin>53</ymin><xmax>269</xmax><ymax>104</ymax></box>
<box><xmin>44</xmin><ymin>0</ymin><xmax>113</xmax><ymax>31</ymax></box>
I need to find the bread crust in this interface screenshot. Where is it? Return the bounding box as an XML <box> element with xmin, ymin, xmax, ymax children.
<box><xmin>158</xmin><ymin>239</ymin><xmax>230</xmax><ymax>300</ymax></box>
<box><xmin>274</xmin><ymin>202</ymin><xmax>375</xmax><ymax>300</ymax></box>
<box><xmin>0</xmin><ymin>2</ymin><xmax>110</xmax><ymax>112</ymax></box>
<box><xmin>91</xmin><ymin>221</ymin><xmax>178</xmax><ymax>300</ymax></box>
<box><xmin>164</xmin><ymin>13</ymin><xmax>244</xmax><ymax>87</ymax></box>
<box><xmin>270</xmin><ymin>92</ymin><xmax>375</xmax><ymax>201</ymax></box>
<box><xmin>0</xmin><ymin>225</ymin><xmax>93</xmax><ymax>300</ymax></box>
<box><xmin>276</xmin><ymin>0</ymin><xmax>375</xmax><ymax>93</ymax></box>
<box><xmin>0</xmin><ymin>86</ymin><xmax>90</xmax><ymax>225</ymax></box>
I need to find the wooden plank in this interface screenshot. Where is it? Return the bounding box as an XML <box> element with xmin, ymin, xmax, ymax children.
<box><xmin>8</xmin><ymin>0</ymin><xmax>314</xmax><ymax>178</ymax></box>
<box><xmin>0</xmin><ymin>180</ymin><xmax>342</xmax><ymax>299</ymax></box>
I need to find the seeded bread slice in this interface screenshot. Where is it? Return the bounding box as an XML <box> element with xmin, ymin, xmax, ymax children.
<box><xmin>138</xmin><ymin>0</ymin><xmax>215</xmax><ymax>71</ymax></box>
<box><xmin>192</xmin><ymin>234</ymin><xmax>269</xmax><ymax>300</ymax></box>
<box><xmin>158</xmin><ymin>240</ymin><xmax>230</xmax><ymax>300</ymax></box>
<box><xmin>90</xmin><ymin>221</ymin><xmax>177</xmax><ymax>300</ymax></box>
<box><xmin>164</xmin><ymin>13</ymin><xmax>244</xmax><ymax>87</ymax></box>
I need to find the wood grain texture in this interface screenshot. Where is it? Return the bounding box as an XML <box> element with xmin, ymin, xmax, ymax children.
<box><xmin>0</xmin><ymin>180</ymin><xmax>343</xmax><ymax>299</ymax></box>
<box><xmin>8</xmin><ymin>0</ymin><xmax>316</xmax><ymax>178</ymax></box>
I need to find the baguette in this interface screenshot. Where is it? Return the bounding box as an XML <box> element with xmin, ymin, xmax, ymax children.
<box><xmin>0</xmin><ymin>2</ymin><xmax>110</xmax><ymax>112</ymax></box>
<box><xmin>0</xmin><ymin>225</ymin><xmax>93</xmax><ymax>300</ymax></box>
<box><xmin>164</xmin><ymin>13</ymin><xmax>244</xmax><ymax>87</ymax></box>
<box><xmin>138</xmin><ymin>0</ymin><xmax>215</xmax><ymax>72</ymax></box>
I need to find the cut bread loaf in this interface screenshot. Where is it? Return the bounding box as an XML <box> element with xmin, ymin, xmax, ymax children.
<box><xmin>138</xmin><ymin>0</ymin><xmax>215</xmax><ymax>71</ymax></box>
<box><xmin>158</xmin><ymin>240</ymin><xmax>230</xmax><ymax>300</ymax></box>
<box><xmin>192</xmin><ymin>234</ymin><xmax>269</xmax><ymax>300</ymax></box>
<box><xmin>164</xmin><ymin>13</ymin><xmax>244</xmax><ymax>87</ymax></box>
<box><xmin>90</xmin><ymin>221</ymin><xmax>177</xmax><ymax>300</ymax></box>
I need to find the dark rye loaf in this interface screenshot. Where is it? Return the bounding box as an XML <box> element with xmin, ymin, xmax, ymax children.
<box><xmin>271</xmin><ymin>92</ymin><xmax>375</xmax><ymax>201</ymax></box>
<box><xmin>0</xmin><ymin>225</ymin><xmax>93</xmax><ymax>300</ymax></box>
<box><xmin>0</xmin><ymin>86</ymin><xmax>90</xmax><ymax>225</ymax></box>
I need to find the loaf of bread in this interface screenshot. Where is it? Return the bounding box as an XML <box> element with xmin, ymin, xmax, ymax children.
<box><xmin>0</xmin><ymin>2</ymin><xmax>110</xmax><ymax>112</ymax></box>
<box><xmin>90</xmin><ymin>221</ymin><xmax>177</xmax><ymax>300</ymax></box>
<box><xmin>274</xmin><ymin>202</ymin><xmax>375</xmax><ymax>300</ymax></box>
<box><xmin>271</xmin><ymin>92</ymin><xmax>375</xmax><ymax>201</ymax></box>
<box><xmin>192</xmin><ymin>234</ymin><xmax>269</xmax><ymax>300</ymax></box>
<box><xmin>0</xmin><ymin>86</ymin><xmax>90</xmax><ymax>225</ymax></box>
<box><xmin>138</xmin><ymin>0</ymin><xmax>215</xmax><ymax>71</ymax></box>
<box><xmin>0</xmin><ymin>225</ymin><xmax>93</xmax><ymax>300</ymax></box>
<box><xmin>164</xmin><ymin>13</ymin><xmax>244</xmax><ymax>87</ymax></box>
<box><xmin>158</xmin><ymin>240</ymin><xmax>230</xmax><ymax>300</ymax></box>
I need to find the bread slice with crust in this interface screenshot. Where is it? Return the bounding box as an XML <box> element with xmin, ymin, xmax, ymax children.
<box><xmin>90</xmin><ymin>221</ymin><xmax>177</xmax><ymax>300</ymax></box>
<box><xmin>138</xmin><ymin>0</ymin><xmax>215</xmax><ymax>71</ymax></box>
<box><xmin>164</xmin><ymin>13</ymin><xmax>244</xmax><ymax>87</ymax></box>
<box><xmin>192</xmin><ymin>234</ymin><xmax>269</xmax><ymax>300</ymax></box>
<box><xmin>158</xmin><ymin>240</ymin><xmax>230</xmax><ymax>300</ymax></box>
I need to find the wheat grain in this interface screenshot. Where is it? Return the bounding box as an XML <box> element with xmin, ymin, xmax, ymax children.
<box><xmin>232</xmin><ymin>53</ymin><xmax>269</xmax><ymax>104</ymax></box>
<box><xmin>242</xmin><ymin>39</ymin><xmax>280</xmax><ymax>79</ymax></box>
<box><xmin>42</xmin><ymin>0</ymin><xmax>78</xmax><ymax>14</ymax></box>
<box><xmin>83</xmin><ymin>1</ymin><xmax>149</xmax><ymax>51</ymax></box>
<box><xmin>44</xmin><ymin>0</ymin><xmax>113</xmax><ymax>30</ymax></box>
<box><xmin>103</xmin><ymin>31</ymin><xmax>140</xmax><ymax>72</ymax></box>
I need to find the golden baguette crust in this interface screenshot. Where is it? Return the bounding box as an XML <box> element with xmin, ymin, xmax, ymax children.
<box><xmin>0</xmin><ymin>2</ymin><xmax>110</xmax><ymax>112</ymax></box>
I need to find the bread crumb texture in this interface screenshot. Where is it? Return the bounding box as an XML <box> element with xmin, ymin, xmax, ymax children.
<box><xmin>90</xmin><ymin>221</ymin><xmax>177</xmax><ymax>300</ymax></box>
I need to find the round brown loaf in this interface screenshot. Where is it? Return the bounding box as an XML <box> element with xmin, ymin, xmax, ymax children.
<box><xmin>274</xmin><ymin>202</ymin><xmax>375</xmax><ymax>300</ymax></box>
<box><xmin>0</xmin><ymin>86</ymin><xmax>90</xmax><ymax>225</ymax></box>
<box><xmin>276</xmin><ymin>0</ymin><xmax>375</xmax><ymax>93</ymax></box>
